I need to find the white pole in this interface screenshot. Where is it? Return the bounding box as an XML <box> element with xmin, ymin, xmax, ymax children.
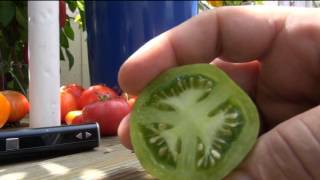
<box><xmin>28</xmin><ymin>1</ymin><xmax>60</xmax><ymax>128</ymax></box>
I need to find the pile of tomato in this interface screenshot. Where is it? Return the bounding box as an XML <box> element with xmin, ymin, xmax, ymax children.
<box><xmin>61</xmin><ymin>83</ymin><xmax>136</xmax><ymax>136</ymax></box>
<box><xmin>0</xmin><ymin>84</ymin><xmax>136</xmax><ymax>136</ymax></box>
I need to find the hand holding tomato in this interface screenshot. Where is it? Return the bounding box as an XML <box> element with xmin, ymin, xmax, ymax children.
<box><xmin>117</xmin><ymin>7</ymin><xmax>320</xmax><ymax>180</ymax></box>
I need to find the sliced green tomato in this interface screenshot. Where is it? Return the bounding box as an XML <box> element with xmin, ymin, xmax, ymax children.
<box><xmin>130</xmin><ymin>64</ymin><xmax>260</xmax><ymax>180</ymax></box>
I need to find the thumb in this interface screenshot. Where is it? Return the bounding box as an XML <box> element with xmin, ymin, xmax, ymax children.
<box><xmin>225</xmin><ymin>105</ymin><xmax>320</xmax><ymax>180</ymax></box>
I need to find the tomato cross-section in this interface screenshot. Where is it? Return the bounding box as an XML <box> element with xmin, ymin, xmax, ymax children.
<box><xmin>130</xmin><ymin>64</ymin><xmax>260</xmax><ymax>180</ymax></box>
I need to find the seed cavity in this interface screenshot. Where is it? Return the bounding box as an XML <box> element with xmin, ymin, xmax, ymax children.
<box><xmin>195</xmin><ymin>101</ymin><xmax>245</xmax><ymax>169</ymax></box>
<box><xmin>149</xmin><ymin>136</ymin><xmax>161</xmax><ymax>144</ymax></box>
<box><xmin>156</xmin><ymin>102</ymin><xmax>175</xmax><ymax>111</ymax></box>
<box><xmin>220</xmin><ymin>128</ymin><xmax>233</xmax><ymax>137</ymax></box>
<box><xmin>148</xmin><ymin>75</ymin><xmax>216</xmax><ymax>107</ymax></box>
<box><xmin>159</xmin><ymin>147</ymin><xmax>168</xmax><ymax>156</ymax></box>
<box><xmin>157</xmin><ymin>139</ymin><xmax>165</xmax><ymax>146</ymax></box>
<box><xmin>142</xmin><ymin>122</ymin><xmax>179</xmax><ymax>168</ymax></box>
<box><xmin>198</xmin><ymin>143</ymin><xmax>204</xmax><ymax>152</ymax></box>
<box><xmin>205</xmin><ymin>81</ymin><xmax>213</xmax><ymax>88</ymax></box>
<box><xmin>196</xmin><ymin>138</ymin><xmax>224</xmax><ymax>169</ymax></box>
<box><xmin>196</xmin><ymin>147</ymin><xmax>222</xmax><ymax>168</ymax></box>
<box><xmin>158</xmin><ymin>123</ymin><xmax>168</xmax><ymax>130</ymax></box>
<box><xmin>211</xmin><ymin>149</ymin><xmax>221</xmax><ymax>159</ymax></box>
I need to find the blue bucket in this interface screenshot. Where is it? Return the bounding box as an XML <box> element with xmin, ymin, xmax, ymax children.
<box><xmin>85</xmin><ymin>1</ymin><xmax>198</xmax><ymax>90</ymax></box>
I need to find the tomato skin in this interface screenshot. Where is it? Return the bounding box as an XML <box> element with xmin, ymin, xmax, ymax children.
<box><xmin>60</xmin><ymin>91</ymin><xmax>78</xmax><ymax>123</ymax></box>
<box><xmin>121</xmin><ymin>93</ymin><xmax>137</xmax><ymax>109</ymax></box>
<box><xmin>1</xmin><ymin>90</ymin><xmax>29</xmax><ymax>122</ymax></box>
<box><xmin>65</xmin><ymin>110</ymin><xmax>86</xmax><ymax>125</ymax></box>
<box><xmin>60</xmin><ymin>84</ymin><xmax>84</xmax><ymax>108</ymax></box>
<box><xmin>59</xmin><ymin>0</ymin><xmax>66</xmax><ymax>28</ymax></box>
<box><xmin>82</xmin><ymin>98</ymin><xmax>130</xmax><ymax>136</ymax></box>
<box><xmin>127</xmin><ymin>96</ymin><xmax>137</xmax><ymax>109</ymax></box>
<box><xmin>0</xmin><ymin>92</ymin><xmax>11</xmax><ymax>128</ymax></box>
<box><xmin>79</xmin><ymin>84</ymin><xmax>118</xmax><ymax>109</ymax></box>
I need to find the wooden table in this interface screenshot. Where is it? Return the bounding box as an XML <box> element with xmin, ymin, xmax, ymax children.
<box><xmin>0</xmin><ymin>137</ymin><xmax>156</xmax><ymax>180</ymax></box>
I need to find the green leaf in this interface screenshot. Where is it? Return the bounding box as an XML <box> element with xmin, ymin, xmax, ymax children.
<box><xmin>0</xmin><ymin>1</ymin><xmax>15</xmax><ymax>27</ymax></box>
<box><xmin>254</xmin><ymin>0</ymin><xmax>264</xmax><ymax>5</ymax></box>
<box><xmin>79</xmin><ymin>9</ymin><xmax>86</xmax><ymax>31</ymax></box>
<box><xmin>76</xmin><ymin>1</ymin><xmax>85</xmax><ymax>11</ymax></box>
<box><xmin>2</xmin><ymin>27</ymin><xmax>18</xmax><ymax>47</ymax></box>
<box><xmin>65</xmin><ymin>48</ymin><xmax>74</xmax><ymax>70</ymax></box>
<box><xmin>74</xmin><ymin>14</ymin><xmax>81</xmax><ymax>23</ymax></box>
<box><xmin>224</xmin><ymin>0</ymin><xmax>243</xmax><ymax>6</ymax></box>
<box><xmin>17</xmin><ymin>27</ymin><xmax>27</xmax><ymax>41</ymax></box>
<box><xmin>0</xmin><ymin>38</ymin><xmax>10</xmax><ymax>62</ymax></box>
<box><xmin>7</xmin><ymin>80</ymin><xmax>14</xmax><ymax>89</ymax></box>
<box><xmin>66</xmin><ymin>0</ymin><xmax>77</xmax><ymax>12</ymax></box>
<box><xmin>64</xmin><ymin>21</ymin><xmax>74</xmax><ymax>40</ymax></box>
<box><xmin>16</xmin><ymin>6</ymin><xmax>27</xmax><ymax>30</ymax></box>
<box><xmin>60</xmin><ymin>47</ymin><xmax>65</xmax><ymax>61</ymax></box>
<box><xmin>60</xmin><ymin>29</ymin><xmax>69</xmax><ymax>48</ymax></box>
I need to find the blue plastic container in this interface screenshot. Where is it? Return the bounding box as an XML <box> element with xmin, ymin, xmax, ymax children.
<box><xmin>85</xmin><ymin>1</ymin><xmax>198</xmax><ymax>90</ymax></box>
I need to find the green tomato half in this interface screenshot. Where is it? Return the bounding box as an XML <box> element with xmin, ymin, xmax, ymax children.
<box><xmin>130</xmin><ymin>64</ymin><xmax>260</xmax><ymax>180</ymax></box>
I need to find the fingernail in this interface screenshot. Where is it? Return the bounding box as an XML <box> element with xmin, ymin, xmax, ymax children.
<box><xmin>224</xmin><ymin>170</ymin><xmax>253</xmax><ymax>180</ymax></box>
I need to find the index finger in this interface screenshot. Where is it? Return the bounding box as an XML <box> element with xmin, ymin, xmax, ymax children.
<box><xmin>118</xmin><ymin>6</ymin><xmax>287</xmax><ymax>95</ymax></box>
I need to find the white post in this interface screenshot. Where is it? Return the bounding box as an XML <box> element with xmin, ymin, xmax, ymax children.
<box><xmin>28</xmin><ymin>1</ymin><xmax>60</xmax><ymax>128</ymax></box>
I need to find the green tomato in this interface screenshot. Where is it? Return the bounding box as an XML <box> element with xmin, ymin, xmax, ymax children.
<box><xmin>130</xmin><ymin>64</ymin><xmax>260</xmax><ymax>180</ymax></box>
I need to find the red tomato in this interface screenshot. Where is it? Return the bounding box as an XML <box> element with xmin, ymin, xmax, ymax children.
<box><xmin>65</xmin><ymin>110</ymin><xmax>86</xmax><ymax>125</ymax></box>
<box><xmin>1</xmin><ymin>90</ymin><xmax>29</xmax><ymax>122</ymax></box>
<box><xmin>59</xmin><ymin>0</ymin><xmax>66</xmax><ymax>28</ymax></box>
<box><xmin>60</xmin><ymin>91</ymin><xmax>78</xmax><ymax>123</ymax></box>
<box><xmin>60</xmin><ymin>84</ymin><xmax>84</xmax><ymax>108</ymax></box>
<box><xmin>82</xmin><ymin>98</ymin><xmax>130</xmax><ymax>136</ymax></box>
<box><xmin>0</xmin><ymin>92</ymin><xmax>11</xmax><ymax>128</ymax></box>
<box><xmin>79</xmin><ymin>84</ymin><xmax>118</xmax><ymax>109</ymax></box>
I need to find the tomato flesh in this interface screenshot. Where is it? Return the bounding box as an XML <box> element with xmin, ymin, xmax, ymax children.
<box><xmin>130</xmin><ymin>64</ymin><xmax>260</xmax><ymax>180</ymax></box>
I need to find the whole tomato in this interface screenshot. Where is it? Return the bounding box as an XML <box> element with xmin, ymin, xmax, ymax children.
<box><xmin>65</xmin><ymin>110</ymin><xmax>86</xmax><ymax>125</ymax></box>
<box><xmin>59</xmin><ymin>0</ymin><xmax>66</xmax><ymax>28</ymax></box>
<box><xmin>60</xmin><ymin>83</ymin><xmax>84</xmax><ymax>108</ymax></box>
<box><xmin>82</xmin><ymin>97</ymin><xmax>130</xmax><ymax>136</ymax></box>
<box><xmin>1</xmin><ymin>90</ymin><xmax>29</xmax><ymax>122</ymax></box>
<box><xmin>0</xmin><ymin>92</ymin><xmax>11</xmax><ymax>128</ymax></box>
<box><xmin>79</xmin><ymin>84</ymin><xmax>118</xmax><ymax>109</ymax></box>
<box><xmin>60</xmin><ymin>90</ymin><xmax>78</xmax><ymax>123</ymax></box>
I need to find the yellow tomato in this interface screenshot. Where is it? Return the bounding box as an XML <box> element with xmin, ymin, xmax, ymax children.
<box><xmin>0</xmin><ymin>92</ymin><xmax>11</xmax><ymax>128</ymax></box>
<box><xmin>208</xmin><ymin>0</ymin><xmax>224</xmax><ymax>7</ymax></box>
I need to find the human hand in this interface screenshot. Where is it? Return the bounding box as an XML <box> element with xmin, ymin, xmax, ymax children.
<box><xmin>118</xmin><ymin>6</ymin><xmax>320</xmax><ymax>179</ymax></box>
